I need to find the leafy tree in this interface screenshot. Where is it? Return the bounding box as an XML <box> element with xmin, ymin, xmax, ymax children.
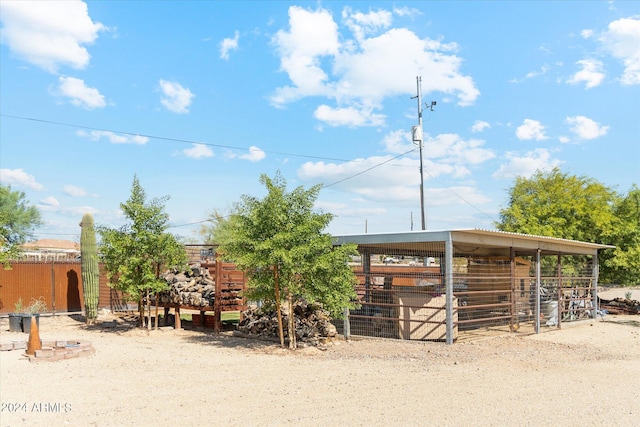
<box><xmin>217</xmin><ymin>172</ymin><xmax>358</xmax><ymax>349</ymax></box>
<box><xmin>497</xmin><ymin>168</ymin><xmax>617</xmax><ymax>242</ymax></box>
<box><xmin>496</xmin><ymin>168</ymin><xmax>640</xmax><ymax>285</ymax></box>
<box><xmin>198</xmin><ymin>209</ymin><xmax>231</xmax><ymax>244</ymax></box>
<box><xmin>0</xmin><ymin>184</ymin><xmax>42</xmax><ymax>267</ymax></box>
<box><xmin>601</xmin><ymin>185</ymin><xmax>640</xmax><ymax>286</ymax></box>
<box><xmin>99</xmin><ymin>176</ymin><xmax>188</xmax><ymax>329</ymax></box>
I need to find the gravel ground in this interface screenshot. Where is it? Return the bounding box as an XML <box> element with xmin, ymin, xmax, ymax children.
<box><xmin>1</xmin><ymin>288</ymin><xmax>638</xmax><ymax>426</ymax></box>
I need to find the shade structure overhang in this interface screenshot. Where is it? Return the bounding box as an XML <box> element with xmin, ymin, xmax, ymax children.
<box><xmin>332</xmin><ymin>228</ymin><xmax>615</xmax><ymax>257</ymax></box>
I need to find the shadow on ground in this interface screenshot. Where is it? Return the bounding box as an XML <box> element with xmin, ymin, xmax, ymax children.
<box><xmin>604</xmin><ymin>318</ymin><xmax>640</xmax><ymax>327</ymax></box>
<box><xmin>179</xmin><ymin>329</ymin><xmax>284</xmax><ymax>351</ymax></box>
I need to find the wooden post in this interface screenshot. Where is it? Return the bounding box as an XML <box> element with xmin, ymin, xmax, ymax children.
<box><xmin>510</xmin><ymin>247</ymin><xmax>516</xmax><ymax>332</ymax></box>
<box><xmin>214</xmin><ymin>252</ymin><xmax>222</xmax><ymax>333</ymax></box>
<box><xmin>154</xmin><ymin>295</ymin><xmax>159</xmax><ymax>330</ymax></box>
<box><xmin>557</xmin><ymin>254</ymin><xmax>562</xmax><ymax>329</ymax></box>
<box><xmin>175</xmin><ymin>306</ymin><xmax>181</xmax><ymax>330</ymax></box>
<box><xmin>51</xmin><ymin>260</ymin><xmax>56</xmax><ymax>315</ymax></box>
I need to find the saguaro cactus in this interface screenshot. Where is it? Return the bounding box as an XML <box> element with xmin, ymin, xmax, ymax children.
<box><xmin>80</xmin><ymin>213</ymin><xmax>99</xmax><ymax>324</ymax></box>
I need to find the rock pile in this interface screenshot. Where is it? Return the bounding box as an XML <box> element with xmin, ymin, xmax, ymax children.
<box><xmin>155</xmin><ymin>265</ymin><xmax>216</xmax><ymax>308</ymax></box>
<box><xmin>237</xmin><ymin>300</ymin><xmax>338</xmax><ymax>346</ymax></box>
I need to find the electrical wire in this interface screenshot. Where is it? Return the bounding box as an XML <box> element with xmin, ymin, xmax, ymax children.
<box><xmin>1</xmin><ymin>114</ymin><xmax>410</xmax><ymax>168</ymax></box>
<box><xmin>322</xmin><ymin>148</ymin><xmax>417</xmax><ymax>188</ymax></box>
<box><xmin>2</xmin><ymin>114</ymin><xmax>497</xmax><ymax>230</ymax></box>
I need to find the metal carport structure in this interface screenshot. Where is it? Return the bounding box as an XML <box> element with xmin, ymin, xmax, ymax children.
<box><xmin>333</xmin><ymin>229</ymin><xmax>614</xmax><ymax>344</ymax></box>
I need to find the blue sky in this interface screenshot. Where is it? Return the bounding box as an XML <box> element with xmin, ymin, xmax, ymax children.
<box><xmin>1</xmin><ymin>0</ymin><xmax>638</xmax><ymax>243</ymax></box>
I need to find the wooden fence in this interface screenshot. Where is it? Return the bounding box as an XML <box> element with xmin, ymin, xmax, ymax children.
<box><xmin>0</xmin><ymin>261</ymin><xmax>246</xmax><ymax>316</ymax></box>
<box><xmin>0</xmin><ymin>261</ymin><xmax>88</xmax><ymax>314</ymax></box>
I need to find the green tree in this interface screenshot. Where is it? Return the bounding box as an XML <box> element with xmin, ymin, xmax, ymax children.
<box><xmin>0</xmin><ymin>184</ymin><xmax>42</xmax><ymax>267</ymax></box>
<box><xmin>496</xmin><ymin>168</ymin><xmax>640</xmax><ymax>284</ymax></box>
<box><xmin>99</xmin><ymin>176</ymin><xmax>188</xmax><ymax>330</ymax></box>
<box><xmin>217</xmin><ymin>172</ymin><xmax>358</xmax><ymax>349</ymax></box>
<box><xmin>601</xmin><ymin>185</ymin><xmax>640</xmax><ymax>286</ymax></box>
<box><xmin>198</xmin><ymin>209</ymin><xmax>231</xmax><ymax>244</ymax></box>
<box><xmin>497</xmin><ymin>168</ymin><xmax>617</xmax><ymax>242</ymax></box>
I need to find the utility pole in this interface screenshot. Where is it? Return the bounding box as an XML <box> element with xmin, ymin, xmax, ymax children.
<box><xmin>412</xmin><ymin>76</ymin><xmax>426</xmax><ymax>230</ymax></box>
<box><xmin>411</xmin><ymin>76</ymin><xmax>436</xmax><ymax>231</ymax></box>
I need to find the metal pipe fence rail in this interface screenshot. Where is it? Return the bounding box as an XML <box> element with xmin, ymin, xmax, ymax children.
<box><xmin>335</xmin><ymin>245</ymin><xmax>599</xmax><ymax>342</ymax></box>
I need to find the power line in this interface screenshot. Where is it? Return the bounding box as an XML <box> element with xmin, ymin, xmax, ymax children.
<box><xmin>0</xmin><ymin>114</ymin><xmax>412</xmax><ymax>168</ymax></box>
<box><xmin>2</xmin><ymin>114</ymin><xmax>497</xmax><ymax>229</ymax></box>
<box><xmin>322</xmin><ymin>148</ymin><xmax>417</xmax><ymax>188</ymax></box>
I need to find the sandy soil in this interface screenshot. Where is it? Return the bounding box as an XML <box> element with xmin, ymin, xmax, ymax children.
<box><xmin>1</xmin><ymin>288</ymin><xmax>639</xmax><ymax>427</ymax></box>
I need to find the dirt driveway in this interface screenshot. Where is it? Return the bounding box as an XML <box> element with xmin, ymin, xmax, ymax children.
<box><xmin>1</xmin><ymin>288</ymin><xmax>638</xmax><ymax>426</ymax></box>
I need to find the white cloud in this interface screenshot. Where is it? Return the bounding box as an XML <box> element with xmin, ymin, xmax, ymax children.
<box><xmin>424</xmin><ymin>133</ymin><xmax>495</xmax><ymax>166</ymax></box>
<box><xmin>382</xmin><ymin>129</ymin><xmax>414</xmax><ymax>154</ymax></box>
<box><xmin>492</xmin><ymin>149</ymin><xmax>562</xmax><ymax>179</ymax></box>
<box><xmin>342</xmin><ymin>7</ymin><xmax>393</xmax><ymax>42</ymax></box>
<box><xmin>566</xmin><ymin>59</ymin><xmax>605</xmax><ymax>89</ymax></box>
<box><xmin>392</xmin><ymin>6</ymin><xmax>421</xmax><ymax>18</ymax></box>
<box><xmin>270</xmin><ymin>5</ymin><xmax>479</xmax><ymax>127</ymax></box>
<box><xmin>76</xmin><ymin>130</ymin><xmax>148</xmax><ymax>145</ymax></box>
<box><xmin>63</xmin><ymin>185</ymin><xmax>87</xmax><ymax>197</ymax></box>
<box><xmin>183</xmin><ymin>143</ymin><xmax>214</xmax><ymax>159</ymax></box>
<box><xmin>297</xmin><ymin>129</ymin><xmax>493</xmax><ymax>207</ymax></box>
<box><xmin>314</xmin><ymin>104</ymin><xmax>385</xmax><ymax>127</ymax></box>
<box><xmin>566</xmin><ymin>115</ymin><xmax>609</xmax><ymax>140</ymax></box>
<box><xmin>516</xmin><ymin>119</ymin><xmax>548</xmax><ymax>141</ymax></box>
<box><xmin>239</xmin><ymin>146</ymin><xmax>266</xmax><ymax>162</ymax></box>
<box><xmin>581</xmin><ymin>29</ymin><xmax>594</xmax><ymax>39</ymax></box>
<box><xmin>471</xmin><ymin>120</ymin><xmax>490</xmax><ymax>133</ymax></box>
<box><xmin>219</xmin><ymin>31</ymin><xmax>239</xmax><ymax>60</ymax></box>
<box><xmin>0</xmin><ymin>0</ymin><xmax>106</xmax><ymax>73</ymax></box>
<box><xmin>55</xmin><ymin>76</ymin><xmax>106</xmax><ymax>109</ymax></box>
<box><xmin>159</xmin><ymin>80</ymin><xmax>194</xmax><ymax>114</ymax></box>
<box><xmin>40</xmin><ymin>196</ymin><xmax>60</xmax><ymax>207</ymax></box>
<box><xmin>599</xmin><ymin>17</ymin><xmax>640</xmax><ymax>85</ymax></box>
<box><xmin>509</xmin><ymin>65</ymin><xmax>550</xmax><ymax>83</ymax></box>
<box><xmin>381</xmin><ymin>130</ymin><xmax>495</xmax><ymax>168</ymax></box>
<box><xmin>298</xmin><ymin>155</ymin><xmax>490</xmax><ymax>208</ymax></box>
<box><xmin>0</xmin><ymin>168</ymin><xmax>44</xmax><ymax>190</ymax></box>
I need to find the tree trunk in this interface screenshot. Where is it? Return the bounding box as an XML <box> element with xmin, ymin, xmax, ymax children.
<box><xmin>154</xmin><ymin>294</ymin><xmax>159</xmax><ymax>331</ymax></box>
<box><xmin>147</xmin><ymin>290</ymin><xmax>151</xmax><ymax>332</ymax></box>
<box><xmin>273</xmin><ymin>265</ymin><xmax>285</xmax><ymax>348</ymax></box>
<box><xmin>288</xmin><ymin>291</ymin><xmax>296</xmax><ymax>349</ymax></box>
<box><xmin>138</xmin><ymin>297</ymin><xmax>144</xmax><ymax>328</ymax></box>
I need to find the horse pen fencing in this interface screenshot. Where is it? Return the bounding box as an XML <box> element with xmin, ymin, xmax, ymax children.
<box><xmin>333</xmin><ymin>229</ymin><xmax>611</xmax><ymax>343</ymax></box>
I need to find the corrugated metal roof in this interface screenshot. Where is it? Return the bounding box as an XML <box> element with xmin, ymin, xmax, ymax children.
<box><xmin>333</xmin><ymin>228</ymin><xmax>614</xmax><ymax>256</ymax></box>
<box><xmin>456</xmin><ymin>228</ymin><xmax>615</xmax><ymax>250</ymax></box>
